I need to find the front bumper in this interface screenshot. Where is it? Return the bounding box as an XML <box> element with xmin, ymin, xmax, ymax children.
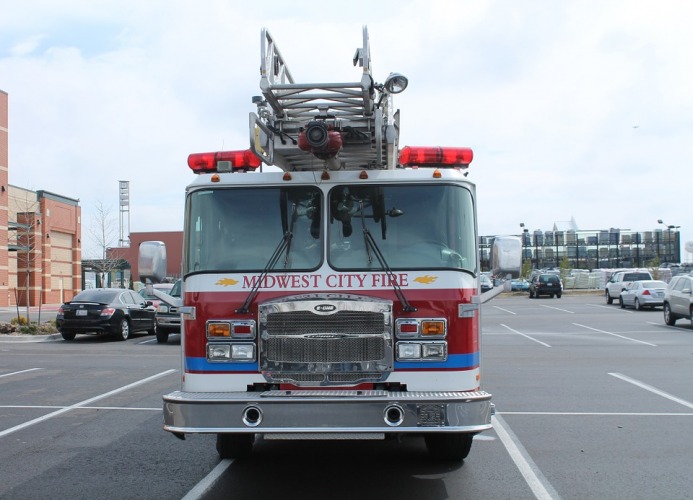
<box><xmin>163</xmin><ymin>390</ymin><xmax>493</xmax><ymax>435</ymax></box>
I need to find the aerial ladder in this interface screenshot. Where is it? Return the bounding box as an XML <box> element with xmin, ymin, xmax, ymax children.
<box><xmin>249</xmin><ymin>26</ymin><xmax>406</xmax><ymax>172</ymax></box>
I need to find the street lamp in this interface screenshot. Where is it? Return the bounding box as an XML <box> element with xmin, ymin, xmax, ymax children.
<box><xmin>658</xmin><ymin>219</ymin><xmax>681</xmax><ymax>264</ymax></box>
<box><xmin>520</xmin><ymin>223</ymin><xmax>530</xmax><ymax>272</ymax></box>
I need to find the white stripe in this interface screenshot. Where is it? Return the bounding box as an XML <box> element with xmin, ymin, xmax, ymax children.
<box><xmin>0</xmin><ymin>369</ymin><xmax>176</xmax><ymax>439</ymax></box>
<box><xmin>501</xmin><ymin>324</ymin><xmax>552</xmax><ymax>347</ymax></box>
<box><xmin>0</xmin><ymin>405</ymin><xmax>161</xmax><ymax>411</ymax></box>
<box><xmin>573</xmin><ymin>323</ymin><xmax>657</xmax><ymax>346</ymax></box>
<box><xmin>539</xmin><ymin>305</ymin><xmax>574</xmax><ymax>314</ymax></box>
<box><xmin>492</xmin><ymin>414</ymin><xmax>559</xmax><ymax>500</ymax></box>
<box><xmin>182</xmin><ymin>459</ymin><xmax>234</xmax><ymax>500</ymax></box>
<box><xmin>0</xmin><ymin>368</ymin><xmax>42</xmax><ymax>378</ymax></box>
<box><xmin>492</xmin><ymin>305</ymin><xmax>516</xmax><ymax>315</ymax></box>
<box><xmin>609</xmin><ymin>373</ymin><xmax>693</xmax><ymax>409</ymax></box>
<box><xmin>500</xmin><ymin>411</ymin><xmax>693</xmax><ymax>416</ymax></box>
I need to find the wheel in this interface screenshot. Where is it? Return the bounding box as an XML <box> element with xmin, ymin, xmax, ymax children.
<box><xmin>528</xmin><ymin>290</ymin><xmax>533</xmax><ymax>298</ymax></box>
<box><xmin>619</xmin><ymin>297</ymin><xmax>625</xmax><ymax>309</ymax></box>
<box><xmin>634</xmin><ymin>298</ymin><xmax>641</xmax><ymax>311</ymax></box>
<box><xmin>424</xmin><ymin>433</ymin><xmax>474</xmax><ymax>461</ymax></box>
<box><xmin>61</xmin><ymin>331</ymin><xmax>76</xmax><ymax>341</ymax></box>
<box><xmin>156</xmin><ymin>330</ymin><xmax>170</xmax><ymax>344</ymax></box>
<box><xmin>148</xmin><ymin>320</ymin><xmax>157</xmax><ymax>336</ymax></box>
<box><xmin>663</xmin><ymin>303</ymin><xmax>677</xmax><ymax>326</ymax></box>
<box><xmin>113</xmin><ymin>318</ymin><xmax>130</xmax><ymax>341</ymax></box>
<box><xmin>216</xmin><ymin>433</ymin><xmax>254</xmax><ymax>459</ymax></box>
<box><xmin>690</xmin><ymin>306</ymin><xmax>693</xmax><ymax>329</ymax></box>
<box><xmin>606</xmin><ymin>290</ymin><xmax>613</xmax><ymax>304</ymax></box>
<box><xmin>556</xmin><ymin>293</ymin><xmax>561</xmax><ymax>299</ymax></box>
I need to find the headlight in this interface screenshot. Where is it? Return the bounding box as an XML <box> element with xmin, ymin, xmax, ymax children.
<box><xmin>158</xmin><ymin>304</ymin><xmax>169</xmax><ymax>313</ymax></box>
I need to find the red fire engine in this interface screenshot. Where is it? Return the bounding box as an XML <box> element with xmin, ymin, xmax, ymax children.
<box><xmin>140</xmin><ymin>26</ymin><xmax>520</xmax><ymax>461</ymax></box>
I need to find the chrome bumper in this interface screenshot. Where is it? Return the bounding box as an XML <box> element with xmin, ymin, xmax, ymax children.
<box><xmin>163</xmin><ymin>390</ymin><xmax>492</xmax><ymax>435</ymax></box>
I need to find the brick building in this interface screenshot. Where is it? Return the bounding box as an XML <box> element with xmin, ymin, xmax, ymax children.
<box><xmin>1</xmin><ymin>90</ymin><xmax>82</xmax><ymax>306</ymax></box>
<box><xmin>109</xmin><ymin>231</ymin><xmax>183</xmax><ymax>282</ymax></box>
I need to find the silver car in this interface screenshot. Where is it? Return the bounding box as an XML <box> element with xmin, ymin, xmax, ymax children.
<box><xmin>619</xmin><ymin>280</ymin><xmax>667</xmax><ymax>310</ymax></box>
<box><xmin>663</xmin><ymin>274</ymin><xmax>693</xmax><ymax>326</ymax></box>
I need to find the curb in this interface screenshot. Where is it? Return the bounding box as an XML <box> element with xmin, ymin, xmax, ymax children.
<box><xmin>0</xmin><ymin>333</ymin><xmax>62</xmax><ymax>342</ymax></box>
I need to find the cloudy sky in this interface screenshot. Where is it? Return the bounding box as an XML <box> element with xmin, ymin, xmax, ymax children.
<box><xmin>1</xmin><ymin>0</ymin><xmax>692</xmax><ymax>261</ymax></box>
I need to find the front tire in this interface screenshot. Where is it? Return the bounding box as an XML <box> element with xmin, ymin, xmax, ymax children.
<box><xmin>216</xmin><ymin>433</ymin><xmax>254</xmax><ymax>459</ymax></box>
<box><xmin>425</xmin><ymin>433</ymin><xmax>474</xmax><ymax>461</ymax></box>
<box><xmin>61</xmin><ymin>331</ymin><xmax>76</xmax><ymax>341</ymax></box>
<box><xmin>606</xmin><ymin>290</ymin><xmax>613</xmax><ymax>304</ymax></box>
<box><xmin>113</xmin><ymin>318</ymin><xmax>130</xmax><ymax>341</ymax></box>
<box><xmin>156</xmin><ymin>330</ymin><xmax>169</xmax><ymax>343</ymax></box>
<box><xmin>663</xmin><ymin>303</ymin><xmax>677</xmax><ymax>326</ymax></box>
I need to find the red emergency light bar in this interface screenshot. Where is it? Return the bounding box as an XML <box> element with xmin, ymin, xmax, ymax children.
<box><xmin>187</xmin><ymin>149</ymin><xmax>261</xmax><ymax>173</ymax></box>
<box><xmin>398</xmin><ymin>146</ymin><xmax>474</xmax><ymax>167</ymax></box>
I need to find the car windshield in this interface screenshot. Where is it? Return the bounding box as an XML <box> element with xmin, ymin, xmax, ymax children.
<box><xmin>642</xmin><ymin>281</ymin><xmax>667</xmax><ymax>288</ymax></box>
<box><xmin>72</xmin><ymin>289</ymin><xmax>119</xmax><ymax>303</ymax></box>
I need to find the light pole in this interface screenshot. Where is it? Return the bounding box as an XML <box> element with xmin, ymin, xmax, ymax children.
<box><xmin>658</xmin><ymin>219</ymin><xmax>681</xmax><ymax>264</ymax></box>
<box><xmin>520</xmin><ymin>223</ymin><xmax>529</xmax><ymax>274</ymax></box>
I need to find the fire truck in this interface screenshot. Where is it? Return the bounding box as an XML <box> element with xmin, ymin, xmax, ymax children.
<box><xmin>140</xmin><ymin>27</ymin><xmax>520</xmax><ymax>461</ymax></box>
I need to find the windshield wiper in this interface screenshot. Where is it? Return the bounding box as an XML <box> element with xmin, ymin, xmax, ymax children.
<box><xmin>358</xmin><ymin>201</ymin><xmax>417</xmax><ymax>313</ymax></box>
<box><xmin>236</xmin><ymin>204</ymin><xmax>297</xmax><ymax>314</ymax></box>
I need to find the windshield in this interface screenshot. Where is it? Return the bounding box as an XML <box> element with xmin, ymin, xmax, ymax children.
<box><xmin>184</xmin><ymin>183</ymin><xmax>476</xmax><ymax>275</ymax></box>
<box><xmin>328</xmin><ymin>184</ymin><xmax>476</xmax><ymax>272</ymax></box>
<box><xmin>185</xmin><ymin>186</ymin><xmax>322</xmax><ymax>273</ymax></box>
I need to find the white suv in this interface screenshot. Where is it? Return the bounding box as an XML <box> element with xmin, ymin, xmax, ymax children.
<box><xmin>605</xmin><ymin>270</ymin><xmax>653</xmax><ymax>304</ymax></box>
<box><xmin>663</xmin><ymin>274</ymin><xmax>693</xmax><ymax>326</ymax></box>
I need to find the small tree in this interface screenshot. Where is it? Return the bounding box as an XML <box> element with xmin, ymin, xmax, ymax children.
<box><xmin>647</xmin><ymin>256</ymin><xmax>661</xmax><ymax>280</ymax></box>
<box><xmin>87</xmin><ymin>201</ymin><xmax>127</xmax><ymax>286</ymax></box>
<box><xmin>521</xmin><ymin>259</ymin><xmax>533</xmax><ymax>279</ymax></box>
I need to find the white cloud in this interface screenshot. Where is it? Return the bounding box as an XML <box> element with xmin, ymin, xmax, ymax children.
<box><xmin>1</xmin><ymin>0</ymin><xmax>692</xmax><ymax>259</ymax></box>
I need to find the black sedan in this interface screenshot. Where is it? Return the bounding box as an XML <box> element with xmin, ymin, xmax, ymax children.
<box><xmin>56</xmin><ymin>288</ymin><xmax>157</xmax><ymax>341</ymax></box>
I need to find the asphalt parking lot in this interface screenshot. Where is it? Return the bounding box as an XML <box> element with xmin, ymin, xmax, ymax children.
<box><xmin>1</xmin><ymin>292</ymin><xmax>692</xmax><ymax>499</ymax></box>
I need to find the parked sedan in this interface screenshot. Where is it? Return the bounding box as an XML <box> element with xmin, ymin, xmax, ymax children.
<box><xmin>619</xmin><ymin>280</ymin><xmax>668</xmax><ymax>310</ymax></box>
<box><xmin>138</xmin><ymin>282</ymin><xmax>174</xmax><ymax>309</ymax></box>
<box><xmin>56</xmin><ymin>288</ymin><xmax>157</xmax><ymax>341</ymax></box>
<box><xmin>510</xmin><ymin>278</ymin><xmax>530</xmax><ymax>291</ymax></box>
<box><xmin>154</xmin><ymin>279</ymin><xmax>181</xmax><ymax>344</ymax></box>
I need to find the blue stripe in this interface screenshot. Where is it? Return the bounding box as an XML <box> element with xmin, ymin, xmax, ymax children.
<box><xmin>186</xmin><ymin>357</ymin><xmax>258</xmax><ymax>372</ymax></box>
<box><xmin>186</xmin><ymin>352</ymin><xmax>479</xmax><ymax>373</ymax></box>
<box><xmin>394</xmin><ymin>352</ymin><xmax>479</xmax><ymax>370</ymax></box>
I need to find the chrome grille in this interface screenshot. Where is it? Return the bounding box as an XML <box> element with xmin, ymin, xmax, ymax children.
<box><xmin>265</xmin><ymin>335</ymin><xmax>385</xmax><ymax>363</ymax></box>
<box><xmin>258</xmin><ymin>294</ymin><xmax>394</xmax><ymax>386</ymax></box>
<box><xmin>266</xmin><ymin>311</ymin><xmax>384</xmax><ymax>335</ymax></box>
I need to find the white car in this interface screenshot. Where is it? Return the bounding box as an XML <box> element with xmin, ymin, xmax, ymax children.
<box><xmin>619</xmin><ymin>280</ymin><xmax>667</xmax><ymax>310</ymax></box>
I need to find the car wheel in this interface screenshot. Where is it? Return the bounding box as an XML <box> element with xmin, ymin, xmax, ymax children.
<box><xmin>114</xmin><ymin>318</ymin><xmax>130</xmax><ymax>341</ymax></box>
<box><xmin>619</xmin><ymin>297</ymin><xmax>625</xmax><ymax>309</ymax></box>
<box><xmin>528</xmin><ymin>290</ymin><xmax>533</xmax><ymax>298</ymax></box>
<box><xmin>690</xmin><ymin>306</ymin><xmax>693</xmax><ymax>329</ymax></box>
<box><xmin>61</xmin><ymin>331</ymin><xmax>76</xmax><ymax>341</ymax></box>
<box><xmin>425</xmin><ymin>433</ymin><xmax>474</xmax><ymax>461</ymax></box>
<box><xmin>663</xmin><ymin>303</ymin><xmax>677</xmax><ymax>326</ymax></box>
<box><xmin>156</xmin><ymin>330</ymin><xmax>169</xmax><ymax>343</ymax></box>
<box><xmin>148</xmin><ymin>320</ymin><xmax>157</xmax><ymax>336</ymax></box>
<box><xmin>606</xmin><ymin>290</ymin><xmax>613</xmax><ymax>304</ymax></box>
<box><xmin>556</xmin><ymin>293</ymin><xmax>561</xmax><ymax>298</ymax></box>
<box><xmin>216</xmin><ymin>433</ymin><xmax>254</xmax><ymax>459</ymax></box>
<box><xmin>634</xmin><ymin>298</ymin><xmax>641</xmax><ymax>311</ymax></box>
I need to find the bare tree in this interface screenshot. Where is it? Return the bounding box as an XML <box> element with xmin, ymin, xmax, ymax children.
<box><xmin>8</xmin><ymin>187</ymin><xmax>41</xmax><ymax>320</ymax></box>
<box><xmin>87</xmin><ymin>201</ymin><xmax>127</xmax><ymax>287</ymax></box>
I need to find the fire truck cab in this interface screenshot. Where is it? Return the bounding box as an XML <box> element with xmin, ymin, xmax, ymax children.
<box><xmin>141</xmin><ymin>27</ymin><xmax>520</xmax><ymax>461</ymax></box>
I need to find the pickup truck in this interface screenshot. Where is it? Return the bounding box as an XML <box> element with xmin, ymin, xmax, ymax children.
<box><xmin>605</xmin><ymin>270</ymin><xmax>653</xmax><ymax>304</ymax></box>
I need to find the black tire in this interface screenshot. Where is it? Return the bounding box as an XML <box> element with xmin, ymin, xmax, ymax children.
<box><xmin>156</xmin><ymin>330</ymin><xmax>169</xmax><ymax>344</ymax></box>
<box><xmin>556</xmin><ymin>293</ymin><xmax>561</xmax><ymax>299</ymax></box>
<box><xmin>148</xmin><ymin>320</ymin><xmax>157</xmax><ymax>336</ymax></box>
<box><xmin>425</xmin><ymin>433</ymin><xmax>474</xmax><ymax>461</ymax></box>
<box><xmin>113</xmin><ymin>318</ymin><xmax>130</xmax><ymax>341</ymax></box>
<box><xmin>663</xmin><ymin>303</ymin><xmax>677</xmax><ymax>326</ymax></box>
<box><xmin>606</xmin><ymin>290</ymin><xmax>613</xmax><ymax>304</ymax></box>
<box><xmin>619</xmin><ymin>297</ymin><xmax>625</xmax><ymax>309</ymax></box>
<box><xmin>61</xmin><ymin>331</ymin><xmax>76</xmax><ymax>341</ymax></box>
<box><xmin>216</xmin><ymin>433</ymin><xmax>254</xmax><ymax>459</ymax></box>
<box><xmin>528</xmin><ymin>290</ymin><xmax>533</xmax><ymax>298</ymax></box>
<box><xmin>634</xmin><ymin>298</ymin><xmax>641</xmax><ymax>311</ymax></box>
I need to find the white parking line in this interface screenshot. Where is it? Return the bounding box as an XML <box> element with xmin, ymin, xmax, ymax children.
<box><xmin>572</xmin><ymin>323</ymin><xmax>657</xmax><ymax>346</ymax></box>
<box><xmin>182</xmin><ymin>459</ymin><xmax>234</xmax><ymax>500</ymax></box>
<box><xmin>492</xmin><ymin>305</ymin><xmax>517</xmax><ymax>315</ymax></box>
<box><xmin>609</xmin><ymin>373</ymin><xmax>693</xmax><ymax>410</ymax></box>
<box><xmin>540</xmin><ymin>305</ymin><xmax>574</xmax><ymax>314</ymax></box>
<box><xmin>0</xmin><ymin>368</ymin><xmax>42</xmax><ymax>379</ymax></box>
<box><xmin>0</xmin><ymin>369</ymin><xmax>176</xmax><ymax>439</ymax></box>
<box><xmin>492</xmin><ymin>414</ymin><xmax>560</xmax><ymax>500</ymax></box>
<box><xmin>501</xmin><ymin>324</ymin><xmax>552</xmax><ymax>347</ymax></box>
